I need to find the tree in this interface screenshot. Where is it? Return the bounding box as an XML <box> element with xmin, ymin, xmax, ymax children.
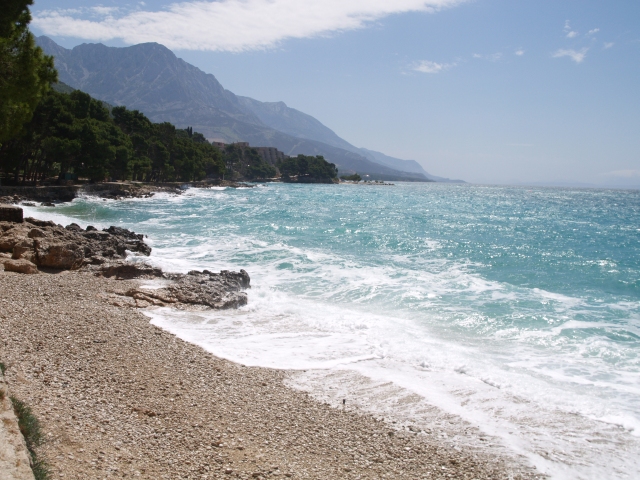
<box><xmin>0</xmin><ymin>86</ymin><xmax>226</xmax><ymax>184</ymax></box>
<box><xmin>0</xmin><ymin>0</ymin><xmax>57</xmax><ymax>145</ymax></box>
<box><xmin>220</xmin><ymin>144</ymin><xmax>275</xmax><ymax>180</ymax></box>
<box><xmin>340</xmin><ymin>173</ymin><xmax>361</xmax><ymax>182</ymax></box>
<box><xmin>277</xmin><ymin>155</ymin><xmax>338</xmax><ymax>181</ymax></box>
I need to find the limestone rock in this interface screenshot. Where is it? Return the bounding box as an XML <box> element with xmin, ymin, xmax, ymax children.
<box><xmin>34</xmin><ymin>240</ymin><xmax>84</xmax><ymax>270</ymax></box>
<box><xmin>1</xmin><ymin>218</ymin><xmax>153</xmax><ymax>272</ymax></box>
<box><xmin>100</xmin><ymin>263</ymin><xmax>163</xmax><ymax>279</ymax></box>
<box><xmin>4</xmin><ymin>259</ymin><xmax>38</xmax><ymax>274</ymax></box>
<box><xmin>11</xmin><ymin>239</ymin><xmax>36</xmax><ymax>263</ymax></box>
<box><xmin>24</xmin><ymin>218</ymin><xmax>55</xmax><ymax>228</ymax></box>
<box><xmin>126</xmin><ymin>269</ymin><xmax>251</xmax><ymax>309</ymax></box>
<box><xmin>27</xmin><ymin>228</ymin><xmax>47</xmax><ymax>238</ymax></box>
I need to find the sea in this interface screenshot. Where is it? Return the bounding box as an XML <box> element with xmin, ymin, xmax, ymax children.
<box><xmin>23</xmin><ymin>182</ymin><xmax>640</xmax><ymax>479</ymax></box>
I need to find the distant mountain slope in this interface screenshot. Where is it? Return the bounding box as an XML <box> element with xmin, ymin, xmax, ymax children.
<box><xmin>236</xmin><ymin>96</ymin><xmax>355</xmax><ymax>151</ymax></box>
<box><xmin>237</xmin><ymin>95</ymin><xmax>462</xmax><ymax>182</ymax></box>
<box><xmin>37</xmin><ymin>36</ymin><xmax>435</xmax><ymax>181</ymax></box>
<box><xmin>358</xmin><ymin>148</ymin><xmax>465</xmax><ymax>183</ymax></box>
<box><xmin>37</xmin><ymin>36</ymin><xmax>262</xmax><ymax>130</ymax></box>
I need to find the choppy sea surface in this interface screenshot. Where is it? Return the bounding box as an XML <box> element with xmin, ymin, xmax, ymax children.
<box><xmin>24</xmin><ymin>183</ymin><xmax>640</xmax><ymax>479</ymax></box>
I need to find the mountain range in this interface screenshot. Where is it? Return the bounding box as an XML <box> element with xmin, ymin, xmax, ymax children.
<box><xmin>37</xmin><ymin>36</ymin><xmax>463</xmax><ymax>183</ymax></box>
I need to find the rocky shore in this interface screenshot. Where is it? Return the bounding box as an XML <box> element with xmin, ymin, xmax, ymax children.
<box><xmin>0</xmin><ymin>211</ymin><xmax>251</xmax><ymax>311</ymax></box>
<box><xmin>0</xmin><ymin>212</ymin><xmax>544</xmax><ymax>480</ymax></box>
<box><xmin>0</xmin><ymin>180</ymin><xmax>256</xmax><ymax>206</ymax></box>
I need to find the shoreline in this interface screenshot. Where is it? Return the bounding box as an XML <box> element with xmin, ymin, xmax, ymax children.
<box><xmin>0</xmin><ymin>269</ymin><xmax>544</xmax><ymax>479</ymax></box>
<box><xmin>0</xmin><ymin>180</ymin><xmax>257</xmax><ymax>205</ymax></box>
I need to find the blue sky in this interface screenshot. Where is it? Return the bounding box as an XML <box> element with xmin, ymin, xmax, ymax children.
<box><xmin>31</xmin><ymin>0</ymin><xmax>640</xmax><ymax>186</ymax></box>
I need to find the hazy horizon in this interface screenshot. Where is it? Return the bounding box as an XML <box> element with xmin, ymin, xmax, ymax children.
<box><xmin>31</xmin><ymin>0</ymin><xmax>640</xmax><ymax>187</ymax></box>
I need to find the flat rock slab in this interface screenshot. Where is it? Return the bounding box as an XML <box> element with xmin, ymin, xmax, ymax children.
<box><xmin>0</xmin><ymin>205</ymin><xmax>23</xmax><ymax>223</ymax></box>
<box><xmin>0</xmin><ymin>375</ymin><xmax>35</xmax><ymax>480</ymax></box>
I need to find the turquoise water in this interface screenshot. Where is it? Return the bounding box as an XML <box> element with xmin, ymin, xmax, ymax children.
<box><xmin>26</xmin><ymin>183</ymin><xmax>640</xmax><ymax>478</ymax></box>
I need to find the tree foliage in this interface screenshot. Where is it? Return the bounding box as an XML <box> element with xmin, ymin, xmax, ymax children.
<box><xmin>0</xmin><ymin>0</ymin><xmax>57</xmax><ymax>144</ymax></box>
<box><xmin>0</xmin><ymin>89</ymin><xmax>226</xmax><ymax>184</ymax></box>
<box><xmin>340</xmin><ymin>173</ymin><xmax>362</xmax><ymax>182</ymax></box>
<box><xmin>277</xmin><ymin>155</ymin><xmax>338</xmax><ymax>181</ymax></box>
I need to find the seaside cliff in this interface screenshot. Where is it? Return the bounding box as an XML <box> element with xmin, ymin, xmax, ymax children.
<box><xmin>0</xmin><ymin>207</ymin><xmax>542</xmax><ymax>480</ymax></box>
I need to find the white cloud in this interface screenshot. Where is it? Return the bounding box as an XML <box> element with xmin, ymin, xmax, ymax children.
<box><xmin>412</xmin><ymin>60</ymin><xmax>455</xmax><ymax>74</ymax></box>
<box><xmin>587</xmin><ymin>28</ymin><xmax>600</xmax><ymax>36</ymax></box>
<box><xmin>33</xmin><ymin>0</ymin><xmax>466</xmax><ymax>52</ymax></box>
<box><xmin>604</xmin><ymin>42</ymin><xmax>614</xmax><ymax>49</ymax></box>
<box><xmin>514</xmin><ymin>49</ymin><xmax>524</xmax><ymax>56</ymax></box>
<box><xmin>91</xmin><ymin>6</ymin><xmax>120</xmax><ymax>16</ymax></box>
<box><xmin>552</xmin><ymin>48</ymin><xmax>588</xmax><ymax>64</ymax></box>
<box><xmin>473</xmin><ymin>52</ymin><xmax>502</xmax><ymax>61</ymax></box>
<box><xmin>563</xmin><ymin>20</ymin><xmax>578</xmax><ymax>38</ymax></box>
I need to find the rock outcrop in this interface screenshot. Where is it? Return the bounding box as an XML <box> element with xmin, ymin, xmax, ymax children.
<box><xmin>0</xmin><ymin>218</ymin><xmax>152</xmax><ymax>270</ymax></box>
<box><xmin>98</xmin><ymin>262</ymin><xmax>163</xmax><ymax>280</ymax></box>
<box><xmin>1</xmin><ymin>216</ymin><xmax>251</xmax><ymax>310</ymax></box>
<box><xmin>3</xmin><ymin>259</ymin><xmax>39</xmax><ymax>275</ymax></box>
<box><xmin>126</xmin><ymin>269</ymin><xmax>250</xmax><ymax>309</ymax></box>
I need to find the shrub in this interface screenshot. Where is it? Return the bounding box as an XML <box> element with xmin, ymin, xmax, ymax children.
<box><xmin>11</xmin><ymin>396</ymin><xmax>50</xmax><ymax>480</ymax></box>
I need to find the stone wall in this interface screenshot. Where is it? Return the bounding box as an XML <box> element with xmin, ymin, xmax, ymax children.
<box><xmin>0</xmin><ymin>186</ymin><xmax>79</xmax><ymax>203</ymax></box>
<box><xmin>0</xmin><ymin>206</ymin><xmax>23</xmax><ymax>223</ymax></box>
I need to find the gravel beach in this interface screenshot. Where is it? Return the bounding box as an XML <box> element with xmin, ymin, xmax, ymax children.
<box><xmin>0</xmin><ymin>269</ymin><xmax>544</xmax><ymax>479</ymax></box>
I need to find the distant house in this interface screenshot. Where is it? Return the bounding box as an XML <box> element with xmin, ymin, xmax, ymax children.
<box><xmin>254</xmin><ymin>147</ymin><xmax>288</xmax><ymax>165</ymax></box>
<box><xmin>212</xmin><ymin>140</ymin><xmax>289</xmax><ymax>167</ymax></box>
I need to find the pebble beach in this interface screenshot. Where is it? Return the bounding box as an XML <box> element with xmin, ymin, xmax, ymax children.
<box><xmin>0</xmin><ymin>269</ymin><xmax>543</xmax><ymax>479</ymax></box>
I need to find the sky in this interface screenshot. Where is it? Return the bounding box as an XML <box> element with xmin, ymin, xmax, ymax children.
<box><xmin>30</xmin><ymin>0</ymin><xmax>640</xmax><ymax>187</ymax></box>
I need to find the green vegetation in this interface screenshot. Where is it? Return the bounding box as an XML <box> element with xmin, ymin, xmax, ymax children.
<box><xmin>277</xmin><ymin>154</ymin><xmax>338</xmax><ymax>181</ymax></box>
<box><xmin>11</xmin><ymin>396</ymin><xmax>50</xmax><ymax>480</ymax></box>
<box><xmin>0</xmin><ymin>362</ymin><xmax>5</xmax><ymax>375</ymax></box>
<box><xmin>0</xmin><ymin>89</ymin><xmax>226</xmax><ymax>184</ymax></box>
<box><xmin>220</xmin><ymin>143</ymin><xmax>276</xmax><ymax>180</ymax></box>
<box><xmin>0</xmin><ymin>0</ymin><xmax>57</xmax><ymax>145</ymax></box>
<box><xmin>340</xmin><ymin>173</ymin><xmax>362</xmax><ymax>182</ymax></box>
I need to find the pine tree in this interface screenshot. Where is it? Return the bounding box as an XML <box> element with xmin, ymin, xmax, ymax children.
<box><xmin>0</xmin><ymin>0</ymin><xmax>57</xmax><ymax>145</ymax></box>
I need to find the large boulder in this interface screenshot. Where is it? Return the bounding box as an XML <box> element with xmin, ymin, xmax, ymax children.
<box><xmin>99</xmin><ymin>262</ymin><xmax>163</xmax><ymax>279</ymax></box>
<box><xmin>126</xmin><ymin>269</ymin><xmax>251</xmax><ymax>309</ymax></box>
<box><xmin>4</xmin><ymin>258</ymin><xmax>38</xmax><ymax>274</ymax></box>
<box><xmin>11</xmin><ymin>238</ymin><xmax>36</xmax><ymax>263</ymax></box>
<box><xmin>34</xmin><ymin>240</ymin><xmax>84</xmax><ymax>270</ymax></box>
<box><xmin>24</xmin><ymin>217</ymin><xmax>55</xmax><ymax>228</ymax></box>
<box><xmin>27</xmin><ymin>228</ymin><xmax>47</xmax><ymax>238</ymax></box>
<box><xmin>0</xmin><ymin>223</ymin><xmax>31</xmax><ymax>252</ymax></box>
